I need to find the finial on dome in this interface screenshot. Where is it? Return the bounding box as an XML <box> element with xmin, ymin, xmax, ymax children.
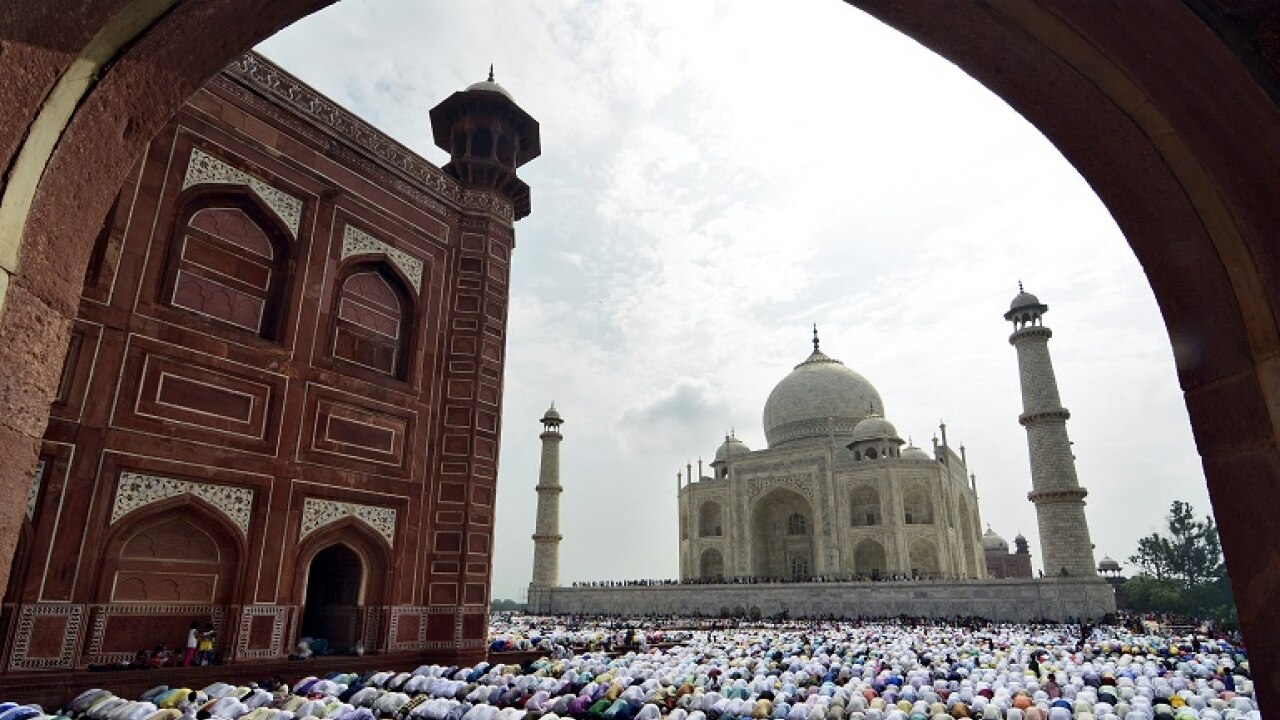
<box><xmin>812</xmin><ymin>323</ymin><xmax>819</xmax><ymax>353</ymax></box>
<box><xmin>488</xmin><ymin>64</ymin><xmax>495</xmax><ymax>82</ymax></box>
<box><xmin>1018</xmin><ymin>279</ymin><xmax>1024</xmax><ymax>292</ymax></box>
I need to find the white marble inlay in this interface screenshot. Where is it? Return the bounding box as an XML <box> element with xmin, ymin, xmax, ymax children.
<box><xmin>341</xmin><ymin>225</ymin><xmax>424</xmax><ymax>291</ymax></box>
<box><xmin>183</xmin><ymin>148</ymin><xmax>302</xmax><ymax>238</ymax></box>
<box><xmin>300</xmin><ymin>498</ymin><xmax>397</xmax><ymax>546</ymax></box>
<box><xmin>111</xmin><ymin>472</ymin><xmax>254</xmax><ymax>536</ymax></box>
<box><xmin>27</xmin><ymin>460</ymin><xmax>46</xmax><ymax>519</ymax></box>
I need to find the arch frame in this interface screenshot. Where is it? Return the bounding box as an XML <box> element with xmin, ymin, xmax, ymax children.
<box><xmin>94</xmin><ymin>494</ymin><xmax>248</xmax><ymax>605</ymax></box>
<box><xmin>3</xmin><ymin>1</ymin><xmax>1280</xmax><ymax>709</ymax></box>
<box><xmin>325</xmin><ymin>256</ymin><xmax>420</xmax><ymax>384</ymax></box>
<box><xmin>157</xmin><ymin>184</ymin><xmax>298</xmax><ymax>343</ymax></box>
<box><xmin>289</xmin><ymin>516</ymin><xmax>391</xmax><ymax>609</ymax></box>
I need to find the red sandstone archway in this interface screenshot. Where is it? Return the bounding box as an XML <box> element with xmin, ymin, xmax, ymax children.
<box><xmin>4</xmin><ymin>0</ymin><xmax>1280</xmax><ymax>709</ymax></box>
<box><xmin>290</xmin><ymin>518</ymin><xmax>391</xmax><ymax>652</ymax></box>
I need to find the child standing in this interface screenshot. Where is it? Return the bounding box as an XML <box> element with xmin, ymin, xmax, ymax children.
<box><xmin>184</xmin><ymin>621</ymin><xmax>199</xmax><ymax>666</ymax></box>
<box><xmin>197</xmin><ymin>623</ymin><xmax>216</xmax><ymax>665</ymax></box>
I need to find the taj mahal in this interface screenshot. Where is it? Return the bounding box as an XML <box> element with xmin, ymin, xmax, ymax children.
<box><xmin>527</xmin><ymin>286</ymin><xmax>1117</xmax><ymax>621</ymax></box>
<box><xmin>675</xmin><ymin>329</ymin><xmax>986</xmax><ymax>582</ymax></box>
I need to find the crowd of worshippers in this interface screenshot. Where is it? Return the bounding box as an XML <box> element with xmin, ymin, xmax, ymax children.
<box><xmin>7</xmin><ymin>614</ymin><xmax>1256</xmax><ymax>720</ymax></box>
<box><xmin>569</xmin><ymin>574</ymin><xmax>972</xmax><ymax>588</ymax></box>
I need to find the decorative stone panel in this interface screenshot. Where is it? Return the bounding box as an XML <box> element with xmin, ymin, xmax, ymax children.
<box><xmin>111</xmin><ymin>472</ymin><xmax>254</xmax><ymax>536</ymax></box>
<box><xmin>341</xmin><ymin>225</ymin><xmax>424</xmax><ymax>291</ymax></box>
<box><xmin>387</xmin><ymin>606</ymin><xmax>427</xmax><ymax>651</ymax></box>
<box><xmin>236</xmin><ymin>604</ymin><xmax>288</xmax><ymax>659</ymax></box>
<box><xmin>183</xmin><ymin>147</ymin><xmax>302</xmax><ymax>237</ymax></box>
<box><xmin>747</xmin><ymin>474</ymin><xmax>814</xmax><ymax>502</ymax></box>
<box><xmin>9</xmin><ymin>604</ymin><xmax>84</xmax><ymax>670</ymax></box>
<box><xmin>299</xmin><ymin>498</ymin><xmax>396</xmax><ymax>546</ymax></box>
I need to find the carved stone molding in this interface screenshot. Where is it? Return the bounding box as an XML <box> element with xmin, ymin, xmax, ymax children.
<box><xmin>111</xmin><ymin>472</ymin><xmax>254</xmax><ymax>536</ymax></box>
<box><xmin>183</xmin><ymin>147</ymin><xmax>303</xmax><ymax>237</ymax></box>
<box><xmin>341</xmin><ymin>225</ymin><xmax>424</xmax><ymax>291</ymax></box>
<box><xmin>224</xmin><ymin>53</ymin><xmax>514</xmax><ymax>223</ymax></box>
<box><xmin>300</xmin><ymin>498</ymin><xmax>397</xmax><ymax>546</ymax></box>
<box><xmin>27</xmin><ymin>459</ymin><xmax>45</xmax><ymax>519</ymax></box>
<box><xmin>747</xmin><ymin>474</ymin><xmax>814</xmax><ymax>503</ymax></box>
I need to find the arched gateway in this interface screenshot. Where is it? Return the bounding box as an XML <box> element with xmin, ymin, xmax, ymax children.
<box><xmin>5</xmin><ymin>3</ymin><xmax>1280</xmax><ymax>713</ymax></box>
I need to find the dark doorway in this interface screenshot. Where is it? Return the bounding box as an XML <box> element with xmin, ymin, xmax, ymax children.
<box><xmin>300</xmin><ymin>544</ymin><xmax>363</xmax><ymax>652</ymax></box>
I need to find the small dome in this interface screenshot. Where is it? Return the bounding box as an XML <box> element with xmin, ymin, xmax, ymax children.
<box><xmin>982</xmin><ymin>526</ymin><xmax>1010</xmax><ymax>553</ymax></box>
<box><xmin>851</xmin><ymin>414</ymin><xmax>899</xmax><ymax>444</ymax></box>
<box><xmin>466</xmin><ymin>66</ymin><xmax>515</xmax><ymax>101</ymax></box>
<box><xmin>466</xmin><ymin>79</ymin><xmax>514</xmax><ymax>101</ymax></box>
<box><xmin>1009</xmin><ymin>290</ymin><xmax>1041</xmax><ymax>312</ymax></box>
<box><xmin>541</xmin><ymin>403</ymin><xmax>562</xmax><ymax>422</ymax></box>
<box><xmin>901</xmin><ymin>444</ymin><xmax>932</xmax><ymax>460</ymax></box>
<box><xmin>714</xmin><ymin>435</ymin><xmax>751</xmax><ymax>461</ymax></box>
<box><xmin>1099</xmin><ymin>555</ymin><xmax>1121</xmax><ymax>572</ymax></box>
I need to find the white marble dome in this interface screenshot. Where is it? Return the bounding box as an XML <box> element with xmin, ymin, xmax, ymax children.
<box><xmin>763</xmin><ymin>342</ymin><xmax>883</xmax><ymax>448</ymax></box>
<box><xmin>901</xmin><ymin>444</ymin><xmax>932</xmax><ymax>460</ymax></box>
<box><xmin>467</xmin><ymin>67</ymin><xmax>515</xmax><ymax>101</ymax></box>
<box><xmin>982</xmin><ymin>526</ymin><xmax>1010</xmax><ymax>553</ymax></box>
<box><xmin>715</xmin><ymin>435</ymin><xmax>751</xmax><ymax>461</ymax></box>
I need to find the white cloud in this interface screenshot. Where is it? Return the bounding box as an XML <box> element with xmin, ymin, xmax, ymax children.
<box><xmin>260</xmin><ymin>0</ymin><xmax>1210</xmax><ymax>600</ymax></box>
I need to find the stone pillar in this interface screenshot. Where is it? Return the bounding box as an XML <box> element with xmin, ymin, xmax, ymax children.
<box><xmin>1005</xmin><ymin>287</ymin><xmax>1097</xmax><ymax>577</ymax></box>
<box><xmin>530</xmin><ymin>404</ymin><xmax>563</xmax><ymax>588</ymax></box>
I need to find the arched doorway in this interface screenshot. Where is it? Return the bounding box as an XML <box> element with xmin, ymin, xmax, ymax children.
<box><xmin>853</xmin><ymin>538</ymin><xmax>886</xmax><ymax>579</ymax></box>
<box><xmin>699</xmin><ymin>548</ymin><xmax>724</xmax><ymax>579</ymax></box>
<box><xmin>751</xmin><ymin>488</ymin><xmax>813</xmax><ymax>579</ymax></box>
<box><xmin>7</xmin><ymin>4</ymin><xmax>1280</xmax><ymax>712</ymax></box>
<box><xmin>908</xmin><ymin>537</ymin><xmax>940</xmax><ymax>579</ymax></box>
<box><xmin>300</xmin><ymin>544</ymin><xmax>364</xmax><ymax>651</ymax></box>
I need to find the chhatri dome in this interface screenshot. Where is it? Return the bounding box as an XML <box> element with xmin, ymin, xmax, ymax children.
<box><xmin>715</xmin><ymin>434</ymin><xmax>751</xmax><ymax>461</ymax></box>
<box><xmin>466</xmin><ymin>65</ymin><xmax>515</xmax><ymax>101</ymax></box>
<box><xmin>983</xmin><ymin>526</ymin><xmax>1010</xmax><ymax>553</ymax></box>
<box><xmin>763</xmin><ymin>326</ymin><xmax>884</xmax><ymax>448</ymax></box>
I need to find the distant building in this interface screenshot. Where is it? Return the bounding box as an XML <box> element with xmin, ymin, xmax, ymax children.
<box><xmin>983</xmin><ymin>527</ymin><xmax>1033</xmax><ymax>578</ymax></box>
<box><xmin>677</xmin><ymin>329</ymin><xmax>986</xmax><ymax>581</ymax></box>
<box><xmin>1098</xmin><ymin>555</ymin><xmax>1129</xmax><ymax>609</ymax></box>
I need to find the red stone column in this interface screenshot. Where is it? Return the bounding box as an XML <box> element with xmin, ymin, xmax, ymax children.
<box><xmin>423</xmin><ymin>209</ymin><xmax>512</xmax><ymax>661</ymax></box>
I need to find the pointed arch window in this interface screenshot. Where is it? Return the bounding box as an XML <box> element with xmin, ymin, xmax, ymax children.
<box><xmin>332</xmin><ymin>264</ymin><xmax>413</xmax><ymax>380</ymax></box>
<box><xmin>167</xmin><ymin>195</ymin><xmax>289</xmax><ymax>339</ymax></box>
<box><xmin>787</xmin><ymin>512</ymin><xmax>807</xmax><ymax>535</ymax></box>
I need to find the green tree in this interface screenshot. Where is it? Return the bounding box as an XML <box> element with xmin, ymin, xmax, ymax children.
<box><xmin>1128</xmin><ymin>500</ymin><xmax>1223</xmax><ymax>587</ymax></box>
<box><xmin>1124</xmin><ymin>500</ymin><xmax>1234</xmax><ymax>625</ymax></box>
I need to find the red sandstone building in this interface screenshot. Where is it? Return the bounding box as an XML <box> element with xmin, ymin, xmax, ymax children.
<box><xmin>0</xmin><ymin>53</ymin><xmax>538</xmax><ymax>670</ymax></box>
<box><xmin>982</xmin><ymin>527</ymin><xmax>1033</xmax><ymax>579</ymax></box>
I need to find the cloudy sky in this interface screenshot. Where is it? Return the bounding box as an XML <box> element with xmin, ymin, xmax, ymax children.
<box><xmin>259</xmin><ymin>0</ymin><xmax>1212</xmax><ymax>601</ymax></box>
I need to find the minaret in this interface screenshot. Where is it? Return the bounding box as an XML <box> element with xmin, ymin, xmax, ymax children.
<box><xmin>1005</xmin><ymin>285</ymin><xmax>1097</xmax><ymax>576</ymax></box>
<box><xmin>530</xmin><ymin>403</ymin><xmax>564</xmax><ymax>588</ymax></box>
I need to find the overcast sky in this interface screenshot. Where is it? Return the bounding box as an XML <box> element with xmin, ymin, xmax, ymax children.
<box><xmin>259</xmin><ymin>0</ymin><xmax>1213</xmax><ymax>601</ymax></box>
